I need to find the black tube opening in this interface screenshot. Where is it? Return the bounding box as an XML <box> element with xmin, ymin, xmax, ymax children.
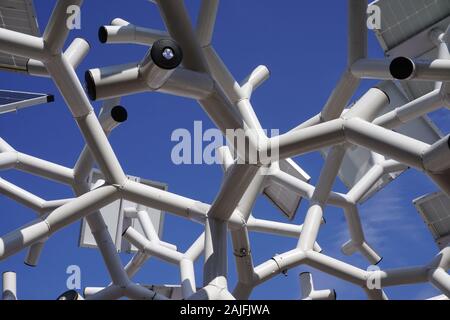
<box><xmin>111</xmin><ymin>105</ymin><xmax>128</xmax><ymax>123</ymax></box>
<box><xmin>389</xmin><ymin>57</ymin><xmax>414</xmax><ymax>80</ymax></box>
<box><xmin>98</xmin><ymin>26</ymin><xmax>108</xmax><ymax>43</ymax></box>
<box><xmin>150</xmin><ymin>39</ymin><xmax>183</xmax><ymax>70</ymax></box>
<box><xmin>84</xmin><ymin>70</ymin><xmax>97</xmax><ymax>101</ymax></box>
<box><xmin>57</xmin><ymin>290</ymin><xmax>79</xmax><ymax>300</ymax></box>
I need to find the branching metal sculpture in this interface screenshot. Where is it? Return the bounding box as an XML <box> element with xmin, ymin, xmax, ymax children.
<box><xmin>0</xmin><ymin>0</ymin><xmax>449</xmax><ymax>300</ymax></box>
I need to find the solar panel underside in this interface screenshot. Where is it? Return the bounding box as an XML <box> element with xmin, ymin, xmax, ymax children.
<box><xmin>372</xmin><ymin>0</ymin><xmax>450</xmax><ymax>52</ymax></box>
<box><xmin>0</xmin><ymin>89</ymin><xmax>53</xmax><ymax>114</ymax></box>
<box><xmin>414</xmin><ymin>192</ymin><xmax>450</xmax><ymax>249</ymax></box>
<box><xmin>0</xmin><ymin>0</ymin><xmax>39</xmax><ymax>71</ymax></box>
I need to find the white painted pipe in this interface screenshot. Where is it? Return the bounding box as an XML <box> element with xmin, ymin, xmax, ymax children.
<box><xmin>0</xmin><ymin>27</ymin><xmax>45</xmax><ymax>60</ymax></box>
<box><xmin>203</xmin><ymin>218</ymin><xmax>228</xmax><ymax>288</ymax></box>
<box><xmin>422</xmin><ymin>136</ymin><xmax>450</xmax><ymax>173</ymax></box>
<box><xmin>208</xmin><ymin>164</ymin><xmax>259</xmax><ymax>220</ymax></box>
<box><xmin>348</xmin><ymin>0</ymin><xmax>367</xmax><ymax>65</ymax></box>
<box><xmin>98</xmin><ymin>25</ymin><xmax>168</xmax><ymax>45</ymax></box>
<box><xmin>373</xmin><ymin>89</ymin><xmax>443</xmax><ymax>129</ymax></box>
<box><xmin>28</xmin><ymin>38</ymin><xmax>90</xmax><ymax>77</ymax></box>
<box><xmin>154</xmin><ymin>0</ymin><xmax>208</xmax><ymax>72</ymax></box>
<box><xmin>43</xmin><ymin>0</ymin><xmax>83</xmax><ymax>54</ymax></box>
<box><xmin>122</xmin><ymin>180</ymin><xmax>208</xmax><ymax>222</ymax></box>
<box><xmin>180</xmin><ymin>258</ymin><xmax>196</xmax><ymax>298</ymax></box>
<box><xmin>123</xmin><ymin>227</ymin><xmax>183</xmax><ymax>264</ymax></box>
<box><xmin>24</xmin><ymin>239</ymin><xmax>46</xmax><ymax>267</ymax></box>
<box><xmin>429</xmin><ymin>268</ymin><xmax>450</xmax><ymax>297</ymax></box>
<box><xmin>196</xmin><ymin>0</ymin><xmax>219</xmax><ymax>47</ymax></box>
<box><xmin>16</xmin><ymin>153</ymin><xmax>74</xmax><ymax>185</ymax></box>
<box><xmin>321</xmin><ymin>71</ymin><xmax>360</xmax><ymax>121</ymax></box>
<box><xmin>300</xmin><ymin>272</ymin><xmax>336</xmax><ymax>300</ymax></box>
<box><xmin>0</xmin><ymin>186</ymin><xmax>119</xmax><ymax>260</ymax></box>
<box><xmin>2</xmin><ymin>271</ymin><xmax>17</xmax><ymax>300</ymax></box>
<box><xmin>343</xmin><ymin>87</ymin><xmax>390</xmax><ymax>122</ymax></box>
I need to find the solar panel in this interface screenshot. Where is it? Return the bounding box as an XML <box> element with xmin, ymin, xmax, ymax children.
<box><xmin>371</xmin><ymin>0</ymin><xmax>450</xmax><ymax>100</ymax></box>
<box><xmin>263</xmin><ymin>158</ymin><xmax>310</xmax><ymax>220</ymax></box>
<box><xmin>371</xmin><ymin>0</ymin><xmax>450</xmax><ymax>53</ymax></box>
<box><xmin>0</xmin><ymin>0</ymin><xmax>40</xmax><ymax>72</ymax></box>
<box><xmin>413</xmin><ymin>191</ymin><xmax>450</xmax><ymax>249</ymax></box>
<box><xmin>79</xmin><ymin>170</ymin><xmax>167</xmax><ymax>253</ymax></box>
<box><xmin>0</xmin><ymin>89</ymin><xmax>54</xmax><ymax>114</ymax></box>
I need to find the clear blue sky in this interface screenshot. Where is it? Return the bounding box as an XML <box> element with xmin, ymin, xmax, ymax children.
<box><xmin>0</xmin><ymin>0</ymin><xmax>447</xmax><ymax>300</ymax></box>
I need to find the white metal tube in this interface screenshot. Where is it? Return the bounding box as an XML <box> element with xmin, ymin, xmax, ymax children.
<box><xmin>241</xmin><ymin>65</ymin><xmax>270</xmax><ymax>95</ymax></box>
<box><xmin>16</xmin><ymin>153</ymin><xmax>74</xmax><ymax>185</ymax></box>
<box><xmin>348</xmin><ymin>0</ymin><xmax>367</xmax><ymax>65</ymax></box>
<box><xmin>321</xmin><ymin>71</ymin><xmax>360</xmax><ymax>121</ymax></box>
<box><xmin>422</xmin><ymin>136</ymin><xmax>450</xmax><ymax>173</ymax></box>
<box><xmin>429</xmin><ymin>268</ymin><xmax>450</xmax><ymax>297</ymax></box>
<box><xmin>99</xmin><ymin>25</ymin><xmax>168</xmax><ymax>45</ymax></box>
<box><xmin>275</xmin><ymin>119</ymin><xmax>345</xmax><ymax>160</ymax></box>
<box><xmin>196</xmin><ymin>0</ymin><xmax>219</xmax><ymax>47</ymax></box>
<box><xmin>373</xmin><ymin>89</ymin><xmax>443</xmax><ymax>129</ymax></box>
<box><xmin>154</xmin><ymin>0</ymin><xmax>208</xmax><ymax>72</ymax></box>
<box><xmin>298</xmin><ymin>146</ymin><xmax>346</xmax><ymax>251</ymax></box>
<box><xmin>0</xmin><ymin>177</ymin><xmax>46</xmax><ymax>213</ymax></box>
<box><xmin>123</xmin><ymin>227</ymin><xmax>183</xmax><ymax>264</ymax></box>
<box><xmin>300</xmin><ymin>272</ymin><xmax>336</xmax><ymax>300</ymax></box>
<box><xmin>43</xmin><ymin>0</ymin><xmax>83</xmax><ymax>54</ymax></box>
<box><xmin>180</xmin><ymin>258</ymin><xmax>196</xmax><ymax>298</ymax></box>
<box><xmin>203</xmin><ymin>218</ymin><xmax>228</xmax><ymax>288</ymax></box>
<box><xmin>343</xmin><ymin>88</ymin><xmax>390</xmax><ymax>122</ymax></box>
<box><xmin>347</xmin><ymin>164</ymin><xmax>384</xmax><ymax>203</ymax></box>
<box><xmin>85</xmin><ymin>285</ymin><xmax>123</xmax><ymax>300</ymax></box>
<box><xmin>352</xmin><ymin>58</ymin><xmax>450</xmax><ymax>81</ymax></box>
<box><xmin>122</xmin><ymin>180</ymin><xmax>208</xmax><ymax>222</ymax></box>
<box><xmin>208</xmin><ymin>164</ymin><xmax>260</xmax><ymax>220</ymax></box>
<box><xmin>2</xmin><ymin>271</ymin><xmax>17</xmax><ymax>300</ymax></box>
<box><xmin>0</xmin><ymin>27</ymin><xmax>45</xmax><ymax>60</ymax></box>
<box><xmin>28</xmin><ymin>38</ymin><xmax>90</xmax><ymax>77</ymax></box>
<box><xmin>231</xmin><ymin>228</ymin><xmax>255</xmax><ymax>286</ymax></box>
<box><xmin>305</xmin><ymin>251</ymin><xmax>367</xmax><ymax>286</ymax></box>
<box><xmin>253</xmin><ymin>249</ymin><xmax>306</xmax><ymax>284</ymax></box>
<box><xmin>344</xmin><ymin>118</ymin><xmax>429</xmax><ymax>169</ymax></box>
<box><xmin>183</xmin><ymin>234</ymin><xmax>205</xmax><ymax>263</ymax></box>
<box><xmin>124</xmin><ymin>251</ymin><xmax>148</xmax><ymax>278</ymax></box>
<box><xmin>0</xmin><ymin>138</ymin><xmax>15</xmax><ymax>153</ymax></box>
<box><xmin>0</xmin><ymin>186</ymin><xmax>118</xmax><ymax>260</ymax></box>
<box><xmin>75</xmin><ymin>112</ymin><xmax>127</xmax><ymax>185</ymax></box>
<box><xmin>136</xmin><ymin>210</ymin><xmax>160</xmax><ymax>242</ymax></box>
<box><xmin>24</xmin><ymin>239</ymin><xmax>46</xmax><ymax>267</ymax></box>
<box><xmin>247</xmin><ymin>216</ymin><xmax>303</xmax><ymax>238</ymax></box>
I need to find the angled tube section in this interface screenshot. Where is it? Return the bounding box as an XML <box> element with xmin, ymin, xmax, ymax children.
<box><xmin>28</xmin><ymin>38</ymin><xmax>90</xmax><ymax>77</ymax></box>
<box><xmin>121</xmin><ymin>180</ymin><xmax>209</xmax><ymax>222</ymax></box>
<box><xmin>98</xmin><ymin>24</ymin><xmax>168</xmax><ymax>45</ymax></box>
<box><xmin>352</xmin><ymin>58</ymin><xmax>450</xmax><ymax>82</ymax></box>
<box><xmin>203</xmin><ymin>218</ymin><xmax>228</xmax><ymax>289</ymax></box>
<box><xmin>123</xmin><ymin>227</ymin><xmax>183</xmax><ymax>265</ymax></box>
<box><xmin>16</xmin><ymin>152</ymin><xmax>74</xmax><ymax>185</ymax></box>
<box><xmin>208</xmin><ymin>164</ymin><xmax>260</xmax><ymax>221</ymax></box>
<box><xmin>300</xmin><ymin>272</ymin><xmax>336</xmax><ymax>300</ymax></box>
<box><xmin>0</xmin><ymin>27</ymin><xmax>46</xmax><ymax>60</ymax></box>
<box><xmin>2</xmin><ymin>271</ymin><xmax>17</xmax><ymax>300</ymax></box>
<box><xmin>196</xmin><ymin>0</ymin><xmax>220</xmax><ymax>47</ymax></box>
<box><xmin>373</xmin><ymin>89</ymin><xmax>443</xmax><ymax>129</ymax></box>
<box><xmin>43</xmin><ymin>0</ymin><xmax>84</xmax><ymax>54</ymax></box>
<box><xmin>154</xmin><ymin>0</ymin><xmax>208</xmax><ymax>72</ymax></box>
<box><xmin>428</xmin><ymin>268</ymin><xmax>450</xmax><ymax>297</ymax></box>
<box><xmin>44</xmin><ymin>53</ymin><xmax>127</xmax><ymax>185</ymax></box>
<box><xmin>422</xmin><ymin>135</ymin><xmax>450</xmax><ymax>173</ymax></box>
<box><xmin>0</xmin><ymin>185</ymin><xmax>119</xmax><ymax>261</ymax></box>
<box><xmin>298</xmin><ymin>146</ymin><xmax>346</xmax><ymax>251</ymax></box>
